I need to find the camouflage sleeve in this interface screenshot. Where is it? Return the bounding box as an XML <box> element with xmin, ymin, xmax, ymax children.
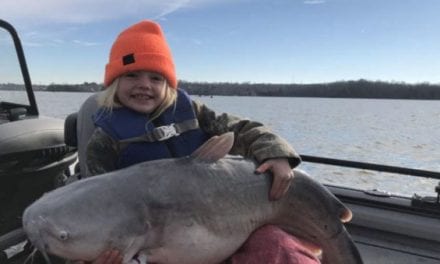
<box><xmin>192</xmin><ymin>100</ymin><xmax>301</xmax><ymax>168</ymax></box>
<box><xmin>85</xmin><ymin>127</ymin><xmax>119</xmax><ymax>177</ymax></box>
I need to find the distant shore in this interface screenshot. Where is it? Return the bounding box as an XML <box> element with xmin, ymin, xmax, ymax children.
<box><xmin>2</xmin><ymin>79</ymin><xmax>440</xmax><ymax>99</ymax></box>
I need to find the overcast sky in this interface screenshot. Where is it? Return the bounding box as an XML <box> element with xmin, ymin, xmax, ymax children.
<box><xmin>1</xmin><ymin>0</ymin><xmax>439</xmax><ymax>85</ymax></box>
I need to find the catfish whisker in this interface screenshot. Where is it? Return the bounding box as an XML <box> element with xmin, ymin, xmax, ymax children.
<box><xmin>41</xmin><ymin>250</ymin><xmax>52</xmax><ymax>264</ymax></box>
<box><xmin>24</xmin><ymin>247</ymin><xmax>38</xmax><ymax>264</ymax></box>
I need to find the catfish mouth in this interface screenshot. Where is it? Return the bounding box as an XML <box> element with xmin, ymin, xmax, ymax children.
<box><xmin>24</xmin><ymin>229</ymin><xmax>57</xmax><ymax>264</ymax></box>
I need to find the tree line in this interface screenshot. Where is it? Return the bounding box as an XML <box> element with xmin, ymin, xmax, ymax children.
<box><xmin>179</xmin><ymin>79</ymin><xmax>440</xmax><ymax>99</ymax></box>
<box><xmin>1</xmin><ymin>80</ymin><xmax>440</xmax><ymax>99</ymax></box>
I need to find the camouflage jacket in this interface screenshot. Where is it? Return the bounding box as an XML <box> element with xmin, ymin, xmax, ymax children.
<box><xmin>85</xmin><ymin>100</ymin><xmax>301</xmax><ymax>176</ymax></box>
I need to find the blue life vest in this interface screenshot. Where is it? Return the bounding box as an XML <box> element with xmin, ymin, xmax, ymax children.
<box><xmin>94</xmin><ymin>89</ymin><xmax>210</xmax><ymax>169</ymax></box>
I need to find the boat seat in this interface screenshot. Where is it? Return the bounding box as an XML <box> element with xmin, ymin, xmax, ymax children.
<box><xmin>64</xmin><ymin>92</ymin><xmax>102</xmax><ymax>179</ymax></box>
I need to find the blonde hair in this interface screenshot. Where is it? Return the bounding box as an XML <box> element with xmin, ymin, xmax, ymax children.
<box><xmin>98</xmin><ymin>77</ymin><xmax>177</xmax><ymax>121</ymax></box>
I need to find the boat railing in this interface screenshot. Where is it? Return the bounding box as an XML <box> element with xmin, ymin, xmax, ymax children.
<box><xmin>301</xmin><ymin>154</ymin><xmax>440</xmax><ymax>211</ymax></box>
<box><xmin>301</xmin><ymin>155</ymin><xmax>440</xmax><ymax>180</ymax></box>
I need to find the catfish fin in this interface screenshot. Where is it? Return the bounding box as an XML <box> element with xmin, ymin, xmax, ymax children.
<box><xmin>191</xmin><ymin>132</ymin><xmax>234</xmax><ymax>162</ymax></box>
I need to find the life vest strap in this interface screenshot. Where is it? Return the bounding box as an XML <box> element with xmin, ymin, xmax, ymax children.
<box><xmin>119</xmin><ymin>119</ymin><xmax>199</xmax><ymax>143</ymax></box>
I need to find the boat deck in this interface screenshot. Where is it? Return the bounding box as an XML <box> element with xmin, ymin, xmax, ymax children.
<box><xmin>333</xmin><ymin>187</ymin><xmax>440</xmax><ymax>264</ymax></box>
<box><xmin>353</xmin><ymin>226</ymin><xmax>440</xmax><ymax>264</ymax></box>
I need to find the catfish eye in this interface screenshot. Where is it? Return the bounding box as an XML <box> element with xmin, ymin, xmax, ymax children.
<box><xmin>59</xmin><ymin>231</ymin><xmax>69</xmax><ymax>241</ymax></box>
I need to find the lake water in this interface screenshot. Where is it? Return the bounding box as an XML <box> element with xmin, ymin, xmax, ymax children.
<box><xmin>33</xmin><ymin>91</ymin><xmax>440</xmax><ymax>197</ymax></box>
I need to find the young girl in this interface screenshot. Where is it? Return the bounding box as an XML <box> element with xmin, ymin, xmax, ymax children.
<box><xmin>82</xmin><ymin>20</ymin><xmax>319</xmax><ymax>264</ymax></box>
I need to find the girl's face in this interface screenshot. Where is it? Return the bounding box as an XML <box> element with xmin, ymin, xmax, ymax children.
<box><xmin>116</xmin><ymin>71</ymin><xmax>167</xmax><ymax>114</ymax></box>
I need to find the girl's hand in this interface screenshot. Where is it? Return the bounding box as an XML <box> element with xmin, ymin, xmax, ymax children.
<box><xmin>255</xmin><ymin>158</ymin><xmax>294</xmax><ymax>201</ymax></box>
<box><xmin>73</xmin><ymin>250</ymin><xmax>123</xmax><ymax>264</ymax></box>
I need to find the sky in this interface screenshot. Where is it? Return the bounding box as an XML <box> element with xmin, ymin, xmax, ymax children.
<box><xmin>1</xmin><ymin>0</ymin><xmax>440</xmax><ymax>85</ymax></box>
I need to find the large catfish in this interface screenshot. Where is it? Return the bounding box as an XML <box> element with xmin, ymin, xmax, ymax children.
<box><xmin>23</xmin><ymin>132</ymin><xmax>363</xmax><ymax>264</ymax></box>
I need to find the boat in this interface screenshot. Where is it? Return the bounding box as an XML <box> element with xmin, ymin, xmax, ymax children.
<box><xmin>0</xmin><ymin>20</ymin><xmax>77</xmax><ymax>263</ymax></box>
<box><xmin>1</xmin><ymin>19</ymin><xmax>440</xmax><ymax>264</ymax></box>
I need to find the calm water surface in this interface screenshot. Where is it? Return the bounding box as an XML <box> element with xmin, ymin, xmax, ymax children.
<box><xmin>34</xmin><ymin>92</ymin><xmax>440</xmax><ymax>197</ymax></box>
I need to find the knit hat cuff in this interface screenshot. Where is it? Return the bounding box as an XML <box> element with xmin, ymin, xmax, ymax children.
<box><xmin>104</xmin><ymin>52</ymin><xmax>177</xmax><ymax>88</ymax></box>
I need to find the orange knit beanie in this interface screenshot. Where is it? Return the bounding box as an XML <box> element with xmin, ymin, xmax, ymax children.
<box><xmin>104</xmin><ymin>20</ymin><xmax>177</xmax><ymax>88</ymax></box>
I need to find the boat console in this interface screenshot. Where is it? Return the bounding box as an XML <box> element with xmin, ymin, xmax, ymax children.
<box><xmin>0</xmin><ymin>19</ymin><xmax>77</xmax><ymax>261</ymax></box>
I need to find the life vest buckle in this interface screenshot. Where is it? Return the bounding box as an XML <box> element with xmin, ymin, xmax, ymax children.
<box><xmin>153</xmin><ymin>124</ymin><xmax>180</xmax><ymax>141</ymax></box>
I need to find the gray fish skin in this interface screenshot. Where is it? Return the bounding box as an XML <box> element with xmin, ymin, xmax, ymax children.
<box><xmin>23</xmin><ymin>155</ymin><xmax>362</xmax><ymax>263</ymax></box>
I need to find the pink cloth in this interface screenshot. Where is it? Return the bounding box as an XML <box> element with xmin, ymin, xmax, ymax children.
<box><xmin>224</xmin><ymin>225</ymin><xmax>320</xmax><ymax>264</ymax></box>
